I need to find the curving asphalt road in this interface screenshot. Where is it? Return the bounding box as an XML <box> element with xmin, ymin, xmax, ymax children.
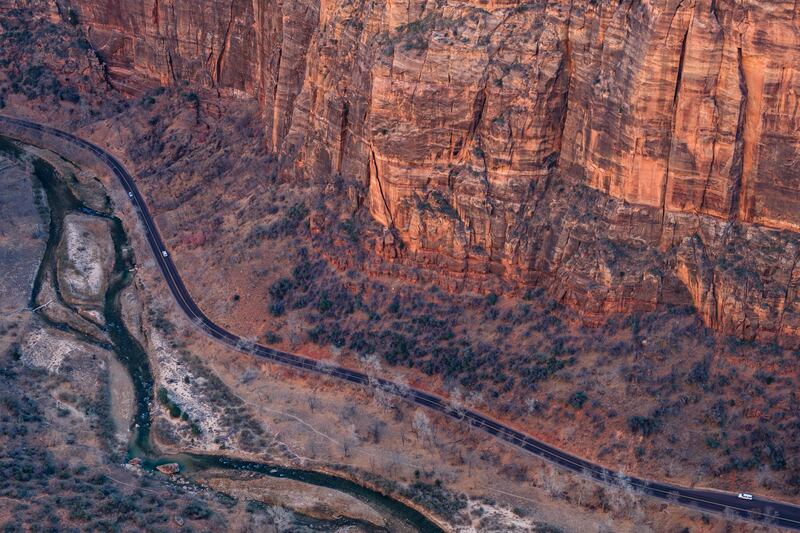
<box><xmin>3</xmin><ymin>115</ymin><xmax>800</xmax><ymax>530</ymax></box>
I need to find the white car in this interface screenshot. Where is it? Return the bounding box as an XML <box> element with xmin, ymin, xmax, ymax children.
<box><xmin>737</xmin><ymin>493</ymin><xmax>753</xmax><ymax>501</ymax></box>
<box><xmin>128</xmin><ymin>191</ymin><xmax>133</xmax><ymax>198</ymax></box>
<box><xmin>161</xmin><ymin>250</ymin><xmax>168</xmax><ymax>258</ymax></box>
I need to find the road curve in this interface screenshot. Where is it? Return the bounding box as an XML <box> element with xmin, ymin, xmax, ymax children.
<box><xmin>3</xmin><ymin>115</ymin><xmax>800</xmax><ymax>530</ymax></box>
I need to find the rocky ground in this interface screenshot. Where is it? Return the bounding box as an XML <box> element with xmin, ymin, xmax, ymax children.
<box><xmin>57</xmin><ymin>212</ymin><xmax>114</xmax><ymax>308</ymax></box>
<box><xmin>0</xmin><ymin>150</ymin><xmax>44</xmax><ymax>325</ymax></box>
<box><xmin>0</xmin><ymin>145</ymin><xmax>238</xmax><ymax>532</ymax></box>
<box><xmin>0</xmin><ymin>92</ymin><xmax>776</xmax><ymax>533</ymax></box>
<box><xmin>69</xmin><ymin>86</ymin><xmax>800</xmax><ymax>506</ymax></box>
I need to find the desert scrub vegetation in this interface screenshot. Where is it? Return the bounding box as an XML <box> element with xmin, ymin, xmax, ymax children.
<box><xmin>0</xmin><ymin>135</ymin><xmax>22</xmax><ymax>158</ymax></box>
<box><xmin>402</xmin><ymin>479</ymin><xmax>469</xmax><ymax>522</ymax></box>
<box><xmin>246</xmin><ymin>201</ymin><xmax>309</xmax><ymax>247</ymax></box>
<box><xmin>0</xmin><ymin>348</ymin><xmax>231</xmax><ymax>531</ymax></box>
<box><xmin>343</xmin><ymin>467</ymin><xmax>471</xmax><ymax>525</ymax></box>
<box><xmin>0</xmin><ymin>5</ymin><xmax>116</xmax><ymax>110</ymax></box>
<box><xmin>259</xmin><ymin>233</ymin><xmax>800</xmax><ymax>493</ymax></box>
<box><xmin>268</xmin><ymin>246</ymin><xmax>583</xmax><ymax>403</ymax></box>
<box><xmin>157</xmin><ymin>386</ymin><xmax>202</xmax><ymax>436</ymax></box>
<box><xmin>1</xmin><ymin>342</ymin><xmax>356</xmax><ymax>531</ymax></box>
<box><xmin>176</xmin><ymin>351</ymin><xmax>272</xmax><ymax>452</ymax></box>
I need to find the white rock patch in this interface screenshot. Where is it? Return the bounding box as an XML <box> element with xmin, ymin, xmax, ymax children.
<box><xmin>60</xmin><ymin>214</ymin><xmax>109</xmax><ymax>300</ymax></box>
<box><xmin>456</xmin><ymin>498</ymin><xmax>543</xmax><ymax>532</ymax></box>
<box><xmin>152</xmin><ymin>331</ymin><xmax>225</xmax><ymax>441</ymax></box>
<box><xmin>21</xmin><ymin>328</ymin><xmax>85</xmax><ymax>372</ymax></box>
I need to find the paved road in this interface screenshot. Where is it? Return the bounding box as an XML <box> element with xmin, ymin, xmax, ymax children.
<box><xmin>4</xmin><ymin>115</ymin><xmax>800</xmax><ymax>530</ymax></box>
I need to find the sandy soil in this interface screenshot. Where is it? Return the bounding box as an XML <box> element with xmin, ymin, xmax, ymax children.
<box><xmin>197</xmin><ymin>469</ymin><xmax>388</xmax><ymax>527</ymax></box>
<box><xmin>57</xmin><ymin>213</ymin><xmax>114</xmax><ymax>306</ymax></box>
<box><xmin>108</xmin><ymin>355</ymin><xmax>135</xmax><ymax>444</ymax></box>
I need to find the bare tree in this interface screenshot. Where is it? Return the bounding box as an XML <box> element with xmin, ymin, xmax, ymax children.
<box><xmin>412</xmin><ymin>409</ymin><xmax>433</xmax><ymax>446</ymax></box>
<box><xmin>235</xmin><ymin>336</ymin><xmax>256</xmax><ymax>353</ymax></box>
<box><xmin>466</xmin><ymin>389</ymin><xmax>485</xmax><ymax>409</ymax></box>
<box><xmin>284</xmin><ymin>315</ymin><xmax>303</xmax><ymax>348</ymax></box>
<box><xmin>271</xmin><ymin>507</ymin><xmax>294</xmax><ymax>531</ymax></box>
<box><xmin>239</xmin><ymin>367</ymin><xmax>258</xmax><ymax>384</ymax></box>
<box><xmin>368</xmin><ymin>420</ymin><xmax>386</xmax><ymax>444</ymax></box>
<box><xmin>449</xmin><ymin>386</ymin><xmax>466</xmax><ymax>419</ymax></box>
<box><xmin>541</xmin><ymin>464</ymin><xmax>565</xmax><ymax>498</ymax></box>
<box><xmin>307</xmin><ymin>396</ymin><xmax>319</xmax><ymax>412</ymax></box>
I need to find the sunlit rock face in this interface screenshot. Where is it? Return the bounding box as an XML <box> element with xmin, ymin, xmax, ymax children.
<box><xmin>70</xmin><ymin>0</ymin><xmax>800</xmax><ymax>345</ymax></box>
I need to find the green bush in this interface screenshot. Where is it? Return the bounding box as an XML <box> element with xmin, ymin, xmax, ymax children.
<box><xmin>627</xmin><ymin>416</ymin><xmax>659</xmax><ymax>437</ymax></box>
<box><xmin>0</xmin><ymin>136</ymin><xmax>22</xmax><ymax>158</ymax></box>
<box><xmin>568</xmin><ymin>391</ymin><xmax>588</xmax><ymax>409</ymax></box>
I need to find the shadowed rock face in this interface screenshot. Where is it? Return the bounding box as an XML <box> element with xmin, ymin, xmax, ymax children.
<box><xmin>67</xmin><ymin>0</ymin><xmax>800</xmax><ymax>344</ymax></box>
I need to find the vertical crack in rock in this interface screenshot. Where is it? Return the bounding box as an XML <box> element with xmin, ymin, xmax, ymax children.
<box><xmin>370</xmin><ymin>147</ymin><xmax>394</xmax><ymax>227</ymax></box>
<box><xmin>730</xmin><ymin>47</ymin><xmax>749</xmax><ymax>221</ymax></box>
<box><xmin>672</xmin><ymin>29</ymin><xmax>689</xmax><ymax>110</ymax></box>
<box><xmin>662</xmin><ymin>26</ymin><xmax>690</xmax><ymax>227</ymax></box>
<box><xmin>699</xmin><ymin>126</ymin><xmax>718</xmax><ymax>214</ymax></box>
<box><xmin>700</xmin><ymin>41</ymin><xmax>724</xmax><ymax>215</ymax></box>
<box><xmin>271</xmin><ymin>46</ymin><xmax>283</xmax><ymax>149</ymax></box>
<box><xmin>337</xmin><ymin>101</ymin><xmax>349</xmax><ymax>175</ymax></box>
<box><xmin>167</xmin><ymin>50</ymin><xmax>176</xmax><ymax>83</ymax></box>
<box><xmin>216</xmin><ymin>0</ymin><xmax>237</xmax><ymax>85</ymax></box>
<box><xmin>251</xmin><ymin>0</ymin><xmax>265</xmax><ymax>110</ymax></box>
<box><xmin>554</xmin><ymin>4</ymin><xmax>573</xmax><ymax>175</ymax></box>
<box><xmin>461</xmin><ymin>80</ymin><xmax>488</xmax><ymax>162</ymax></box>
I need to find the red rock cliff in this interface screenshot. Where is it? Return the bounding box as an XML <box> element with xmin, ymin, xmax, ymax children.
<box><xmin>66</xmin><ymin>0</ymin><xmax>800</xmax><ymax>344</ymax></box>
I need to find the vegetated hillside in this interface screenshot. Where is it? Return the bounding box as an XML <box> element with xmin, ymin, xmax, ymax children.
<box><xmin>64</xmin><ymin>0</ymin><xmax>800</xmax><ymax>346</ymax></box>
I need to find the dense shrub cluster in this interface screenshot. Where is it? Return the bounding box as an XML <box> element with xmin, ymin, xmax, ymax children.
<box><xmin>157</xmin><ymin>387</ymin><xmax>202</xmax><ymax>435</ymax></box>
<box><xmin>246</xmin><ymin>202</ymin><xmax>308</xmax><ymax>247</ymax></box>
<box><xmin>267</xmin><ymin>248</ymin><xmax>579</xmax><ymax>402</ymax></box>
<box><xmin>259</xmin><ymin>234</ymin><xmax>800</xmax><ymax>491</ymax></box>
<box><xmin>402</xmin><ymin>480</ymin><xmax>468</xmax><ymax>521</ymax></box>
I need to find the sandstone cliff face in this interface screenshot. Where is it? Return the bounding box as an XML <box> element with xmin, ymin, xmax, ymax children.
<box><xmin>562</xmin><ymin>1</ymin><xmax>800</xmax><ymax>233</ymax></box>
<box><xmin>66</xmin><ymin>0</ymin><xmax>800</xmax><ymax>344</ymax></box>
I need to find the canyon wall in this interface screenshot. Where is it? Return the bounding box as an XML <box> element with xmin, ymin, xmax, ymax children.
<box><xmin>562</xmin><ymin>1</ymin><xmax>800</xmax><ymax>232</ymax></box>
<box><xmin>65</xmin><ymin>0</ymin><xmax>800</xmax><ymax>344</ymax></box>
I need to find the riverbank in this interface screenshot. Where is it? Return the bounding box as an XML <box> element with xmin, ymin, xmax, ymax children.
<box><xmin>0</xmin><ymin>134</ymin><xmax>447</xmax><ymax>532</ymax></box>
